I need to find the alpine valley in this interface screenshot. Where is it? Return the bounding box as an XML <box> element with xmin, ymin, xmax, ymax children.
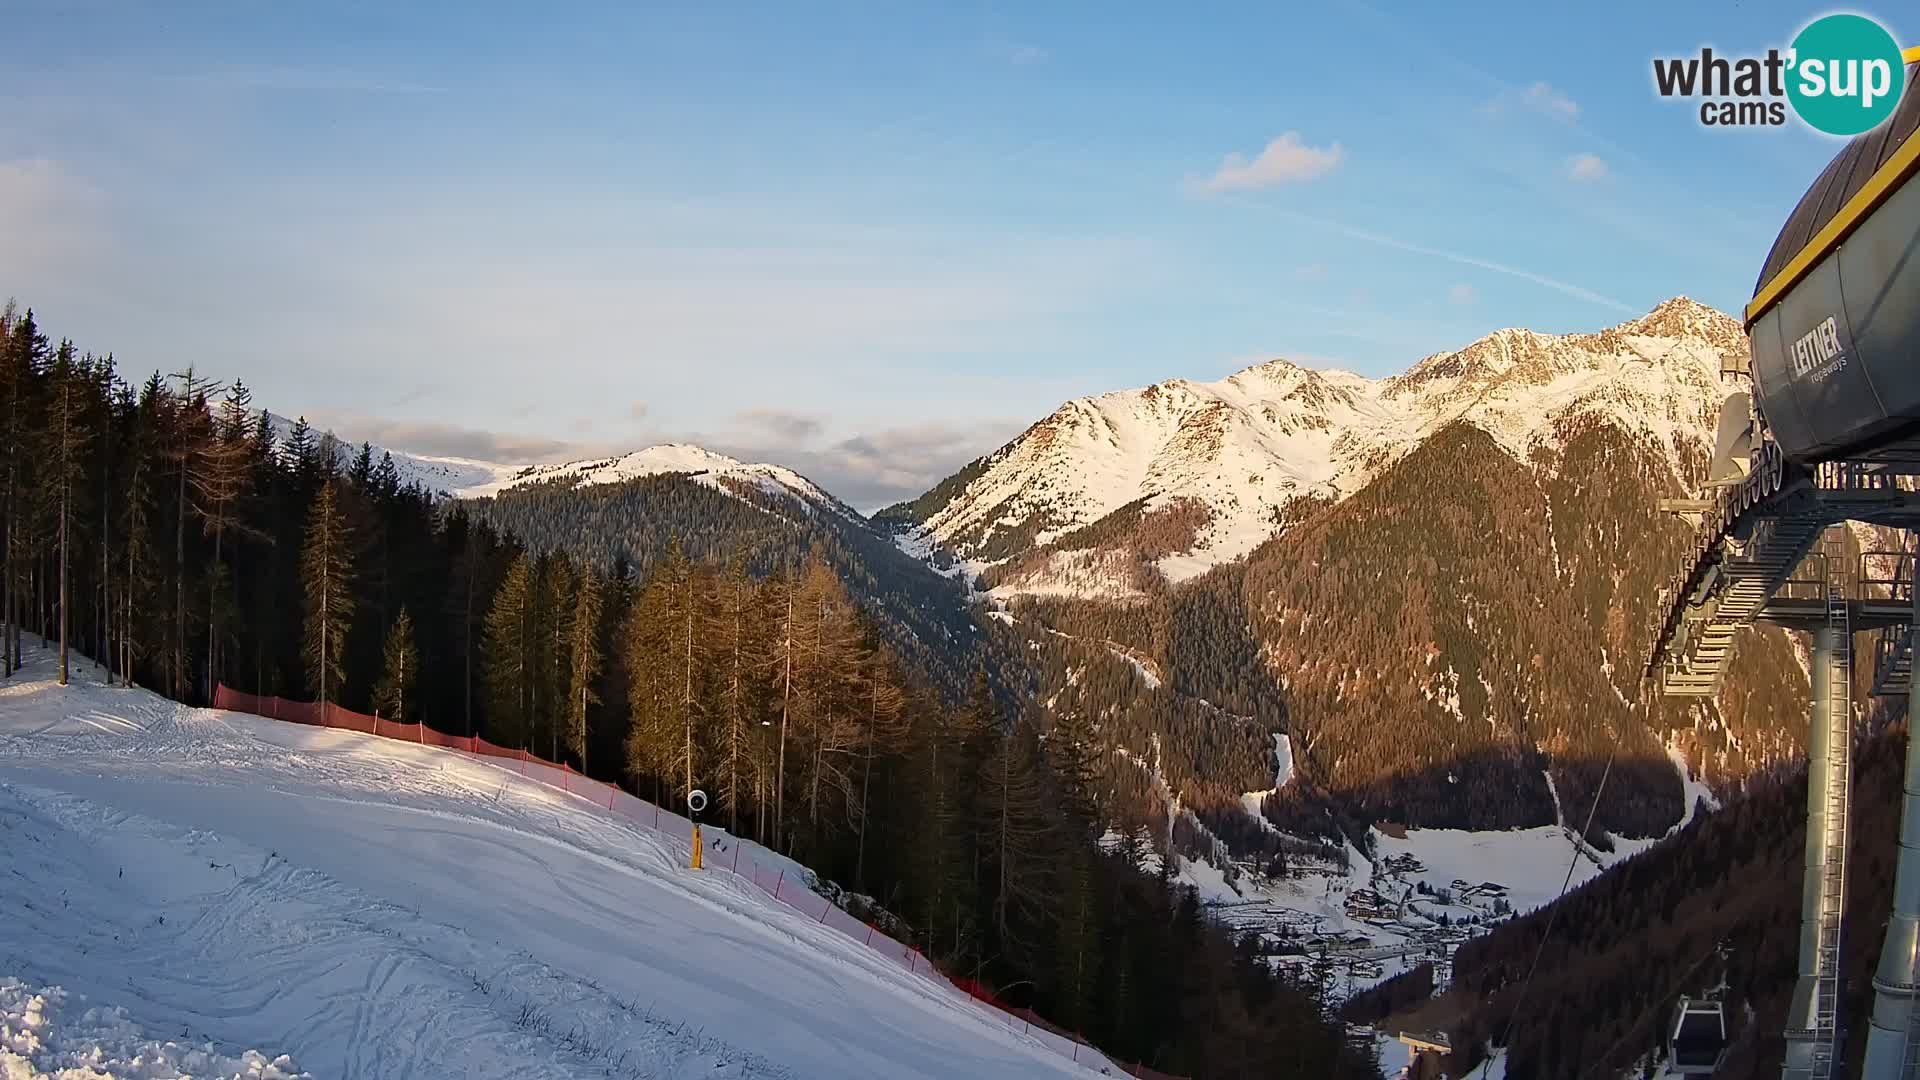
<box><xmin>364</xmin><ymin>296</ymin><xmax>1817</xmax><ymax>874</ymax></box>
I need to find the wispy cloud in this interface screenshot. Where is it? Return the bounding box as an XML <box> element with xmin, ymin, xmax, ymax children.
<box><xmin>1187</xmin><ymin>133</ymin><xmax>1344</xmax><ymax>195</ymax></box>
<box><xmin>1566</xmin><ymin>153</ymin><xmax>1609</xmax><ymax>182</ymax></box>
<box><xmin>989</xmin><ymin>41</ymin><xmax>1049</xmax><ymax>66</ymax></box>
<box><xmin>709</xmin><ymin>418</ymin><xmax>1025</xmax><ymax>510</ymax></box>
<box><xmin>0</xmin><ymin>158</ymin><xmax>108</xmax><ymax>280</ymax></box>
<box><xmin>1238</xmin><ymin>201</ymin><xmax>1636</xmax><ymax>314</ymax></box>
<box><xmin>180</xmin><ymin>66</ymin><xmax>446</xmax><ymax>94</ymax></box>
<box><xmin>1448</xmin><ymin>283</ymin><xmax>1476</xmax><ymax>305</ymax></box>
<box><xmin>1294</xmin><ymin>263</ymin><xmax>1329</xmax><ymax>281</ymax></box>
<box><xmin>734</xmin><ymin>408</ymin><xmax>825</xmax><ymax>444</ymax></box>
<box><xmin>303</xmin><ymin>413</ymin><xmax>613</xmax><ymax>464</ymax></box>
<box><xmin>1485</xmin><ymin>81</ymin><xmax>1580</xmax><ymax>120</ymax></box>
<box><xmin>1522</xmin><ymin>81</ymin><xmax>1578</xmax><ymax>120</ymax></box>
<box><xmin>317</xmin><ymin>406</ymin><xmax>1021</xmax><ymax>511</ymax></box>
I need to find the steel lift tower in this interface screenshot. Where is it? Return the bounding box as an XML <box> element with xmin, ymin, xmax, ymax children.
<box><xmin>1647</xmin><ymin>58</ymin><xmax>1920</xmax><ymax>1080</ymax></box>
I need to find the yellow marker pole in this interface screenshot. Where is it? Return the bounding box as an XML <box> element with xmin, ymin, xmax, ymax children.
<box><xmin>691</xmin><ymin>823</ymin><xmax>703</xmax><ymax>870</ymax></box>
<box><xmin>1906</xmin><ymin>45</ymin><xmax>1920</xmax><ymax>64</ymax></box>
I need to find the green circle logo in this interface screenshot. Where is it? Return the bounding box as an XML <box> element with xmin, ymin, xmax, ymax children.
<box><xmin>1787</xmin><ymin>14</ymin><xmax>1906</xmax><ymax>136</ymax></box>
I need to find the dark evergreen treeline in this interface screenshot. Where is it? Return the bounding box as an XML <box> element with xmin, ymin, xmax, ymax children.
<box><xmin>0</xmin><ymin>303</ymin><xmax>1381</xmax><ymax>1079</ymax></box>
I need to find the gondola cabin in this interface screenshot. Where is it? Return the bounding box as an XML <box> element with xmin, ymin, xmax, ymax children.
<box><xmin>1666</xmin><ymin>997</ymin><xmax>1729</xmax><ymax>1076</ymax></box>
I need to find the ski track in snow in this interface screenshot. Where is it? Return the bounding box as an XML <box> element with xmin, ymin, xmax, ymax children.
<box><xmin>0</xmin><ymin>649</ymin><xmax>1104</xmax><ymax>1080</ymax></box>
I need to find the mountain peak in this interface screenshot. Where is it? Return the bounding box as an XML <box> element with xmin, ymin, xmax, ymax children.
<box><xmin>1619</xmin><ymin>296</ymin><xmax>1741</xmax><ymax>342</ymax></box>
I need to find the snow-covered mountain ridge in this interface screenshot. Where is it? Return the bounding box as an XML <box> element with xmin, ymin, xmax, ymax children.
<box><xmin>885</xmin><ymin>297</ymin><xmax>1737</xmax><ymax>598</ymax></box>
<box><xmin>261</xmin><ymin>413</ymin><xmax>844</xmax><ymax>518</ymax></box>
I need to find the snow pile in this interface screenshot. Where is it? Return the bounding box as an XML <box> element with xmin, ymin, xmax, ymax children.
<box><xmin>908</xmin><ymin>297</ymin><xmax>1737</xmax><ymax>599</ymax></box>
<box><xmin>0</xmin><ymin>977</ymin><xmax>309</xmax><ymax>1079</ymax></box>
<box><xmin>0</xmin><ymin>649</ymin><xmax>1106</xmax><ymax>1080</ymax></box>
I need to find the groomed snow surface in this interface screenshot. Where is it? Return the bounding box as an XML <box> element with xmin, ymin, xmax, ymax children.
<box><xmin>0</xmin><ymin>649</ymin><xmax>1113</xmax><ymax>1080</ymax></box>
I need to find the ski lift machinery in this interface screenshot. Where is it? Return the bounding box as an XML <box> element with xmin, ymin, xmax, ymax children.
<box><xmin>1647</xmin><ymin>50</ymin><xmax>1920</xmax><ymax>1080</ymax></box>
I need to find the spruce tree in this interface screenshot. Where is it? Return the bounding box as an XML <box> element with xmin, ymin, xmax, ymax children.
<box><xmin>538</xmin><ymin>554</ymin><xmax>575</xmax><ymax>761</ymax></box>
<box><xmin>1049</xmin><ymin>706</ymin><xmax>1104</xmax><ymax>838</ymax></box>
<box><xmin>981</xmin><ymin>713</ymin><xmax>1054</xmax><ymax>950</ymax></box>
<box><xmin>299</xmin><ymin>478</ymin><xmax>355</xmax><ymax>708</ymax></box>
<box><xmin>483</xmin><ymin>551</ymin><xmax>535</xmax><ymax>746</ymax></box>
<box><xmin>48</xmin><ymin>342</ymin><xmax>93</xmax><ymax>685</ymax></box>
<box><xmin>372</xmin><ymin>607</ymin><xmax>417</xmax><ymax>723</ymax></box>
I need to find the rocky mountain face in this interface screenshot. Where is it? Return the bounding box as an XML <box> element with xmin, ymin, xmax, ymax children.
<box><xmin>894</xmin><ymin>298</ymin><xmax>1813</xmax><ymax>842</ymax></box>
<box><xmin>883</xmin><ymin>298</ymin><xmax>1744</xmax><ymax>602</ymax></box>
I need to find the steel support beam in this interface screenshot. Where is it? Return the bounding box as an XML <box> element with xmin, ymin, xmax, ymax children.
<box><xmin>1862</xmin><ymin>592</ymin><xmax>1920</xmax><ymax>1080</ymax></box>
<box><xmin>1785</xmin><ymin>626</ymin><xmax>1840</xmax><ymax>1080</ymax></box>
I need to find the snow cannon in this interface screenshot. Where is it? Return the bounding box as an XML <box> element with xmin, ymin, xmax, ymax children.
<box><xmin>1746</xmin><ymin>59</ymin><xmax>1920</xmax><ymax>466</ymax></box>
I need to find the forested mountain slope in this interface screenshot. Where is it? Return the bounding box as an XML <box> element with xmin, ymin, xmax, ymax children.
<box><xmin>458</xmin><ymin>465</ymin><xmax>998</xmax><ymax>699</ymax></box>
<box><xmin>893</xmin><ymin>299</ymin><xmax>1812</xmax><ymax>842</ymax></box>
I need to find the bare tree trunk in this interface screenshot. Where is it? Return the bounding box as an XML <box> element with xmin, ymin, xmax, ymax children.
<box><xmin>3</xmin><ymin>506</ymin><xmax>11</xmax><ymax>679</ymax></box>
<box><xmin>776</xmin><ymin>586</ymin><xmax>793</xmax><ymax>851</ymax></box>
<box><xmin>856</xmin><ymin>686</ymin><xmax>876</xmax><ymax>891</ymax></box>
<box><xmin>207</xmin><ymin>522</ymin><xmax>221</xmax><ymax>697</ymax></box>
<box><xmin>729</xmin><ymin>580</ymin><xmax>741</xmax><ymax>836</ymax></box>
<box><xmin>58</xmin><ymin>451</ymin><xmax>68</xmax><ymax>686</ymax></box>
<box><xmin>319</xmin><ymin>572</ymin><xmax>329</xmax><ymax>711</ymax></box>
<box><xmin>100</xmin><ymin>418</ymin><xmax>109</xmax><ymax>678</ymax></box>
<box><xmin>682</xmin><ymin>580</ymin><xmax>693</xmax><ymax>800</ymax></box>
<box><xmin>174</xmin><ymin>449</ymin><xmax>186</xmax><ymax>700</ymax></box>
<box><xmin>463</xmin><ymin>561</ymin><xmax>474</xmax><ymax>736</ymax></box>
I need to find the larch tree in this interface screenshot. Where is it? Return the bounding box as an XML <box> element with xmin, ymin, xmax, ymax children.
<box><xmin>299</xmin><ymin>478</ymin><xmax>356</xmax><ymax>709</ymax></box>
<box><xmin>791</xmin><ymin>553</ymin><xmax>864</xmax><ymax>857</ymax></box>
<box><xmin>163</xmin><ymin>368</ymin><xmax>220</xmax><ymax>700</ymax></box>
<box><xmin>705</xmin><ymin>557</ymin><xmax>757</xmax><ymax>835</ymax></box>
<box><xmin>763</xmin><ymin>566</ymin><xmax>798</xmax><ymax>850</ymax></box>
<box><xmin>372</xmin><ymin>606</ymin><xmax>417</xmax><ymax>723</ymax></box>
<box><xmin>194</xmin><ymin>380</ymin><xmax>258</xmax><ymax>694</ymax></box>
<box><xmin>854</xmin><ymin>646</ymin><xmax>908</xmax><ymax>892</ymax></box>
<box><xmin>563</xmin><ymin>563</ymin><xmax>603</xmax><ymax>770</ymax></box>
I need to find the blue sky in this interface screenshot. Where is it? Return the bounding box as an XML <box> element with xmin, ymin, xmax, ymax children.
<box><xmin>0</xmin><ymin>0</ymin><xmax>1901</xmax><ymax>505</ymax></box>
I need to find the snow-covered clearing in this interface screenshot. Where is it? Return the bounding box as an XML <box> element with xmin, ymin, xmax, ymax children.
<box><xmin>0</xmin><ymin>650</ymin><xmax>1109</xmax><ymax>1080</ymax></box>
<box><xmin>1237</xmin><ymin>734</ymin><xmax>1293</xmax><ymax>826</ymax></box>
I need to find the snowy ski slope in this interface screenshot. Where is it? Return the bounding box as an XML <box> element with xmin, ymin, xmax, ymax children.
<box><xmin>0</xmin><ymin>650</ymin><xmax>1113</xmax><ymax>1080</ymax></box>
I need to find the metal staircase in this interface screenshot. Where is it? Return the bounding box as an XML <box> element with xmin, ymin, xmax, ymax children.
<box><xmin>1653</xmin><ymin>459</ymin><xmax>1920</xmax><ymax>696</ymax></box>
<box><xmin>1871</xmin><ymin>538</ymin><xmax>1919</xmax><ymax>698</ymax></box>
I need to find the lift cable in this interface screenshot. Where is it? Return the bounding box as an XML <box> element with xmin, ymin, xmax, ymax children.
<box><xmin>1577</xmin><ymin>944</ymin><xmax>1719</xmax><ymax>1079</ymax></box>
<box><xmin>1494</xmin><ymin>746</ymin><xmax>1617</xmax><ymax>1061</ymax></box>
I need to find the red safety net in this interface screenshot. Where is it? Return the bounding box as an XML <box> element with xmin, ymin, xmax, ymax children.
<box><xmin>209</xmin><ymin>684</ymin><xmax>1182</xmax><ymax>1079</ymax></box>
